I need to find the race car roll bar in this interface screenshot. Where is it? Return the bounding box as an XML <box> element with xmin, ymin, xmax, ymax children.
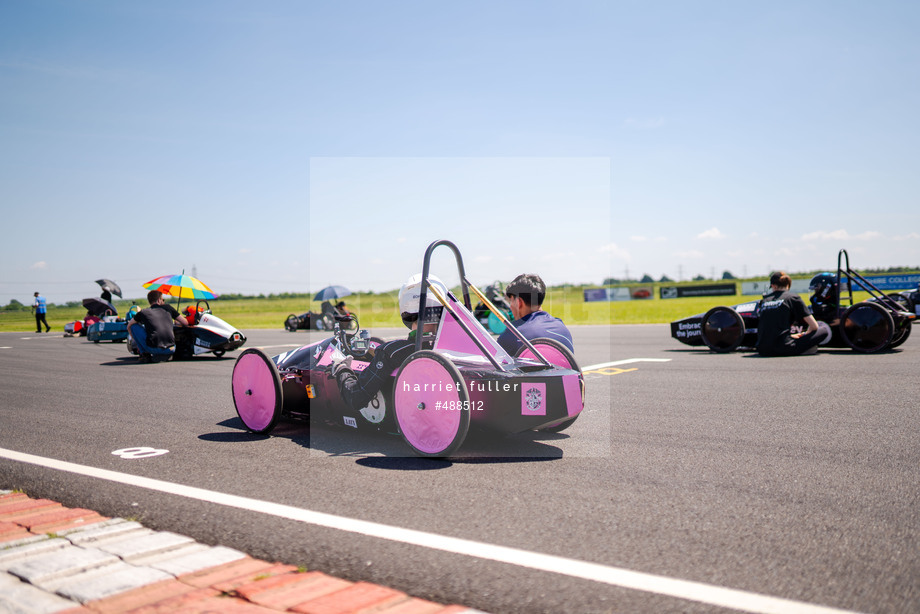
<box><xmin>836</xmin><ymin>249</ymin><xmax>912</xmax><ymax>316</ymax></box>
<box><xmin>416</xmin><ymin>240</ymin><xmax>553</xmax><ymax>369</ymax></box>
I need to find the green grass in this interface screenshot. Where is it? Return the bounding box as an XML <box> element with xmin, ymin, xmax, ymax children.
<box><xmin>0</xmin><ymin>287</ymin><xmax>881</xmax><ymax>332</ymax></box>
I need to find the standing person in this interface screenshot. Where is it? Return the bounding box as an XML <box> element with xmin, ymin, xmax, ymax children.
<box><xmin>127</xmin><ymin>290</ymin><xmax>188</xmax><ymax>363</ymax></box>
<box><xmin>100</xmin><ymin>287</ymin><xmax>112</xmax><ymax>303</ymax></box>
<box><xmin>496</xmin><ymin>274</ymin><xmax>573</xmax><ymax>356</ymax></box>
<box><xmin>33</xmin><ymin>292</ymin><xmax>51</xmax><ymax>333</ymax></box>
<box><xmin>756</xmin><ymin>271</ymin><xmax>831</xmax><ymax>356</ymax></box>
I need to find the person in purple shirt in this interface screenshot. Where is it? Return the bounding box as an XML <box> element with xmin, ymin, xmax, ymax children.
<box><xmin>497</xmin><ymin>274</ymin><xmax>574</xmax><ymax>356</ymax></box>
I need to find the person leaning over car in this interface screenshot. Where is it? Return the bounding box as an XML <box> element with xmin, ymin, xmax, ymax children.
<box><xmin>756</xmin><ymin>271</ymin><xmax>831</xmax><ymax>357</ymax></box>
<box><xmin>128</xmin><ymin>290</ymin><xmax>188</xmax><ymax>362</ymax></box>
<box><xmin>496</xmin><ymin>273</ymin><xmax>574</xmax><ymax>356</ymax></box>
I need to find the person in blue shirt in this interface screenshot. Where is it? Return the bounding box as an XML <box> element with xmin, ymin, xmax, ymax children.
<box><xmin>496</xmin><ymin>274</ymin><xmax>574</xmax><ymax>356</ymax></box>
<box><xmin>32</xmin><ymin>292</ymin><xmax>50</xmax><ymax>333</ymax></box>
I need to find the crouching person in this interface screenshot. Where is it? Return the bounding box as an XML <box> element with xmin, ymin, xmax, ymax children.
<box><xmin>128</xmin><ymin>290</ymin><xmax>188</xmax><ymax>363</ymax></box>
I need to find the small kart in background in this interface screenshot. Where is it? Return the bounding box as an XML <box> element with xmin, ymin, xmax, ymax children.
<box><xmin>671</xmin><ymin>249</ymin><xmax>915</xmax><ymax>354</ymax></box>
<box><xmin>473</xmin><ymin>281</ymin><xmax>513</xmax><ymax>335</ymax></box>
<box><xmin>128</xmin><ymin>299</ymin><xmax>246</xmax><ymax>359</ymax></box>
<box><xmin>284</xmin><ymin>311</ymin><xmax>328</xmax><ymax>331</ymax></box>
<box><xmin>232</xmin><ymin>240</ymin><xmax>585</xmax><ymax>457</ymax></box>
<box><xmin>285</xmin><ymin>302</ymin><xmax>357</xmax><ymax>332</ymax></box>
<box><xmin>63</xmin><ymin>297</ymin><xmax>127</xmax><ymax>342</ymax></box>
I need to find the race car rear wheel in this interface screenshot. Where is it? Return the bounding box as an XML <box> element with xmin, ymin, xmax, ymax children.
<box><xmin>516</xmin><ymin>337</ymin><xmax>583</xmax><ymax>433</ymax></box>
<box><xmin>285</xmin><ymin>314</ymin><xmax>299</xmax><ymax>332</ymax></box>
<box><xmin>840</xmin><ymin>302</ymin><xmax>895</xmax><ymax>353</ymax></box>
<box><xmin>889</xmin><ymin>320</ymin><xmax>911</xmax><ymax>350</ymax></box>
<box><xmin>232</xmin><ymin>348</ymin><xmax>283</xmax><ymax>434</ymax></box>
<box><xmin>393</xmin><ymin>350</ymin><xmax>470</xmax><ymax>457</ymax></box>
<box><xmin>700</xmin><ymin>306</ymin><xmax>745</xmax><ymax>353</ymax></box>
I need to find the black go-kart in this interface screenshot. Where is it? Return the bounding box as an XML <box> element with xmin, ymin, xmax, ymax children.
<box><xmin>671</xmin><ymin>250</ymin><xmax>916</xmax><ymax>354</ymax></box>
<box><xmin>285</xmin><ymin>304</ymin><xmax>357</xmax><ymax>332</ymax></box>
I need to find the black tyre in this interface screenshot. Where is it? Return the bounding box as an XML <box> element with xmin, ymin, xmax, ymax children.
<box><xmin>700</xmin><ymin>306</ymin><xmax>745</xmax><ymax>353</ymax></box>
<box><xmin>889</xmin><ymin>320</ymin><xmax>911</xmax><ymax>350</ymax></box>
<box><xmin>887</xmin><ymin>293</ymin><xmax>914</xmax><ymax>313</ymax></box>
<box><xmin>840</xmin><ymin>302</ymin><xmax>895</xmax><ymax>353</ymax></box>
<box><xmin>515</xmin><ymin>337</ymin><xmax>582</xmax><ymax>433</ymax></box>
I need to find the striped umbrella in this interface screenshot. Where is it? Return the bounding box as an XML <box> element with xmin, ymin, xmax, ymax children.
<box><xmin>143</xmin><ymin>273</ymin><xmax>218</xmax><ymax>301</ymax></box>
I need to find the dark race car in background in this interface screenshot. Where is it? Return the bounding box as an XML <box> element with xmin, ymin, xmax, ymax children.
<box><xmin>671</xmin><ymin>250</ymin><xmax>915</xmax><ymax>354</ymax></box>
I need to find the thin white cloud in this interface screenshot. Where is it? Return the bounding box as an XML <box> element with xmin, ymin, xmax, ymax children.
<box><xmin>800</xmin><ymin>229</ymin><xmax>882</xmax><ymax>241</ymax></box>
<box><xmin>30</xmin><ymin>261</ymin><xmax>47</xmax><ymax>270</ymax></box>
<box><xmin>675</xmin><ymin>250</ymin><xmax>704</xmax><ymax>259</ymax></box>
<box><xmin>893</xmin><ymin>232</ymin><xmax>920</xmax><ymax>241</ymax></box>
<box><xmin>475</xmin><ymin>255</ymin><xmax>493</xmax><ymax>263</ymax></box>
<box><xmin>598</xmin><ymin>243</ymin><xmax>631</xmax><ymax>260</ymax></box>
<box><xmin>238</xmin><ymin>248</ymin><xmax>253</xmax><ymax>254</ymax></box>
<box><xmin>697</xmin><ymin>227</ymin><xmax>726</xmax><ymax>240</ymax></box>
<box><xmin>630</xmin><ymin>235</ymin><xmax>647</xmax><ymax>242</ymax></box>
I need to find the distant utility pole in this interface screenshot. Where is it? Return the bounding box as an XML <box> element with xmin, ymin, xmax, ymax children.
<box><xmin>192</xmin><ymin>264</ymin><xmax>198</xmax><ymax>278</ymax></box>
<box><xmin>677</xmin><ymin>265</ymin><xmax>683</xmax><ymax>281</ymax></box>
<box><xmin>624</xmin><ymin>266</ymin><xmax>629</xmax><ymax>282</ymax></box>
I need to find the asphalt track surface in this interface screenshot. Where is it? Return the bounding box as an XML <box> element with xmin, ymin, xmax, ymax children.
<box><xmin>0</xmin><ymin>325</ymin><xmax>917</xmax><ymax>614</ymax></box>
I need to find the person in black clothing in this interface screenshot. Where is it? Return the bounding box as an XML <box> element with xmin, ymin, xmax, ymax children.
<box><xmin>756</xmin><ymin>271</ymin><xmax>831</xmax><ymax>356</ymax></box>
<box><xmin>100</xmin><ymin>288</ymin><xmax>112</xmax><ymax>303</ymax></box>
<box><xmin>128</xmin><ymin>290</ymin><xmax>189</xmax><ymax>362</ymax></box>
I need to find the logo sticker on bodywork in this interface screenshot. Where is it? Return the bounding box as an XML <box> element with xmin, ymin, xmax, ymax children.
<box><xmin>521</xmin><ymin>383</ymin><xmax>546</xmax><ymax>415</ymax></box>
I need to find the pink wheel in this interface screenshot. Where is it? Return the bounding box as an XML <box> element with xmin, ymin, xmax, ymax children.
<box><xmin>232</xmin><ymin>348</ymin><xmax>283</xmax><ymax>434</ymax></box>
<box><xmin>393</xmin><ymin>350</ymin><xmax>470</xmax><ymax>457</ymax></box>
<box><xmin>516</xmin><ymin>337</ymin><xmax>582</xmax><ymax>433</ymax></box>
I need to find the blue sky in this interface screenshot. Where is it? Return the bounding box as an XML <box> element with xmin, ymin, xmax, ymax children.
<box><xmin>2</xmin><ymin>1</ymin><xmax>918</xmax><ymax>304</ymax></box>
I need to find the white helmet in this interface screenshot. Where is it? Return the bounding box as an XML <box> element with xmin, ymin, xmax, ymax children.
<box><xmin>398</xmin><ymin>273</ymin><xmax>448</xmax><ymax>327</ymax></box>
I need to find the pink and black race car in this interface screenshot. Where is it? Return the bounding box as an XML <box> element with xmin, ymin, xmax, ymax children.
<box><xmin>231</xmin><ymin>240</ymin><xmax>585</xmax><ymax>457</ymax></box>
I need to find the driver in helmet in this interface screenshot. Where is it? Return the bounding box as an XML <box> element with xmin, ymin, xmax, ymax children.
<box><xmin>808</xmin><ymin>272</ymin><xmax>839</xmax><ymax>321</ymax></box>
<box><xmin>330</xmin><ymin>273</ymin><xmax>447</xmax><ymax>411</ymax></box>
<box><xmin>756</xmin><ymin>271</ymin><xmax>831</xmax><ymax>356</ymax></box>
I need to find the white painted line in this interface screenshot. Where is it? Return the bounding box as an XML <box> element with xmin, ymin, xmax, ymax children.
<box><xmin>582</xmin><ymin>358</ymin><xmax>671</xmax><ymax>371</ymax></box>
<box><xmin>0</xmin><ymin>447</ymin><xmax>858</xmax><ymax>614</ymax></box>
<box><xmin>0</xmin><ymin>347</ymin><xmax>11</xmax><ymax>349</ymax></box>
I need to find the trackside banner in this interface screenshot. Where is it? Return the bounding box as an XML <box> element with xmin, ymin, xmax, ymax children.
<box><xmin>585</xmin><ymin>288</ymin><xmax>651</xmax><ymax>303</ymax></box>
<box><xmin>659</xmin><ymin>283</ymin><xmax>736</xmax><ymax>299</ymax></box>
<box><xmin>841</xmin><ymin>274</ymin><xmax>920</xmax><ymax>291</ymax></box>
<box><xmin>742</xmin><ymin>275</ymin><xmax>920</xmax><ymax>295</ymax></box>
<box><xmin>742</xmin><ymin>280</ymin><xmax>811</xmax><ymax>295</ymax></box>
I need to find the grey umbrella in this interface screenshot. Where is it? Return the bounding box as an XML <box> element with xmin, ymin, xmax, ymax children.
<box><xmin>82</xmin><ymin>297</ymin><xmax>118</xmax><ymax>317</ymax></box>
<box><xmin>95</xmin><ymin>279</ymin><xmax>123</xmax><ymax>298</ymax></box>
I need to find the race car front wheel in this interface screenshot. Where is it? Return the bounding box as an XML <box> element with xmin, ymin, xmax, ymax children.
<box><xmin>516</xmin><ymin>337</ymin><xmax>583</xmax><ymax>433</ymax></box>
<box><xmin>393</xmin><ymin>350</ymin><xmax>470</xmax><ymax>457</ymax></box>
<box><xmin>840</xmin><ymin>302</ymin><xmax>894</xmax><ymax>353</ymax></box>
<box><xmin>700</xmin><ymin>306</ymin><xmax>745</xmax><ymax>353</ymax></box>
<box><xmin>232</xmin><ymin>348</ymin><xmax>283</xmax><ymax>434</ymax></box>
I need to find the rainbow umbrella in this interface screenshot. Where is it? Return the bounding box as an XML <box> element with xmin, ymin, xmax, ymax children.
<box><xmin>143</xmin><ymin>273</ymin><xmax>218</xmax><ymax>312</ymax></box>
